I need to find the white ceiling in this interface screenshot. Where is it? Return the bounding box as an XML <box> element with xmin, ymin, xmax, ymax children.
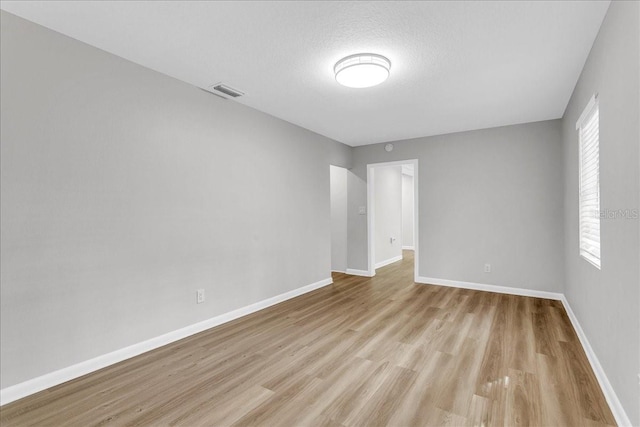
<box><xmin>0</xmin><ymin>1</ymin><xmax>610</xmax><ymax>146</ymax></box>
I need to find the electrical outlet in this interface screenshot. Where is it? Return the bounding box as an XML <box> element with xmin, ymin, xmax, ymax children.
<box><xmin>196</xmin><ymin>289</ymin><xmax>205</xmax><ymax>304</ymax></box>
<box><xmin>484</xmin><ymin>263</ymin><xmax>491</xmax><ymax>273</ymax></box>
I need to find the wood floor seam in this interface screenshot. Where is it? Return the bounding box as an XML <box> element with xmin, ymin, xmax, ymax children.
<box><xmin>0</xmin><ymin>251</ymin><xmax>616</xmax><ymax>426</ymax></box>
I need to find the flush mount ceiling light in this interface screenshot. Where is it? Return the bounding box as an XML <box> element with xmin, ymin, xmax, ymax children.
<box><xmin>334</xmin><ymin>53</ymin><xmax>391</xmax><ymax>88</ymax></box>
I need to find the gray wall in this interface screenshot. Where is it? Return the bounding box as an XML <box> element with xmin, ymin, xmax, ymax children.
<box><xmin>329</xmin><ymin>140</ymin><xmax>353</xmax><ymax>170</ymax></box>
<box><xmin>347</xmin><ymin>170</ymin><xmax>368</xmax><ymax>271</ymax></box>
<box><xmin>330</xmin><ymin>165</ymin><xmax>348</xmax><ymax>272</ymax></box>
<box><xmin>3</xmin><ymin>5</ymin><xmax>638</xmax><ymax>422</ymax></box>
<box><xmin>402</xmin><ymin>174</ymin><xmax>414</xmax><ymax>248</ymax></box>
<box><xmin>349</xmin><ymin>120</ymin><xmax>564</xmax><ymax>292</ymax></box>
<box><xmin>0</xmin><ymin>11</ymin><xmax>351</xmax><ymax>389</ymax></box>
<box><xmin>561</xmin><ymin>1</ymin><xmax>639</xmax><ymax>424</ymax></box>
<box><xmin>373</xmin><ymin>166</ymin><xmax>403</xmax><ymax>265</ymax></box>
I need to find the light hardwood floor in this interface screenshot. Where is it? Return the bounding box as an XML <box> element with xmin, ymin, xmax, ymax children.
<box><xmin>0</xmin><ymin>251</ymin><xmax>616</xmax><ymax>426</ymax></box>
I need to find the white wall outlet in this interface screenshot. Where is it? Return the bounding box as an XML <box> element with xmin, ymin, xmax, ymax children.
<box><xmin>358</xmin><ymin>206</ymin><xmax>367</xmax><ymax>215</ymax></box>
<box><xmin>196</xmin><ymin>289</ymin><xmax>205</xmax><ymax>304</ymax></box>
<box><xmin>390</xmin><ymin>237</ymin><xmax>396</xmax><ymax>244</ymax></box>
<box><xmin>484</xmin><ymin>263</ymin><xmax>491</xmax><ymax>273</ymax></box>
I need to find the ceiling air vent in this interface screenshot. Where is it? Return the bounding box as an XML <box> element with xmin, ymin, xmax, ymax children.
<box><xmin>206</xmin><ymin>83</ymin><xmax>245</xmax><ymax>99</ymax></box>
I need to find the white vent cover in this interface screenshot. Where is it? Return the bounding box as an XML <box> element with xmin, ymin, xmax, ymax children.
<box><xmin>205</xmin><ymin>83</ymin><xmax>245</xmax><ymax>99</ymax></box>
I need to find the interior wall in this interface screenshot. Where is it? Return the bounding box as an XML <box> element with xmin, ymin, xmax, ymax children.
<box><xmin>330</xmin><ymin>165</ymin><xmax>348</xmax><ymax>272</ymax></box>
<box><xmin>0</xmin><ymin>11</ymin><xmax>352</xmax><ymax>389</ymax></box>
<box><xmin>348</xmin><ymin>120</ymin><xmax>564</xmax><ymax>292</ymax></box>
<box><xmin>347</xmin><ymin>170</ymin><xmax>368</xmax><ymax>271</ymax></box>
<box><xmin>402</xmin><ymin>173</ymin><xmax>415</xmax><ymax>249</ymax></box>
<box><xmin>561</xmin><ymin>1</ymin><xmax>639</xmax><ymax>424</ymax></box>
<box><xmin>373</xmin><ymin>166</ymin><xmax>403</xmax><ymax>266</ymax></box>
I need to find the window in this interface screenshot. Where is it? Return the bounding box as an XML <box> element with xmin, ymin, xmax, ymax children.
<box><xmin>576</xmin><ymin>95</ymin><xmax>600</xmax><ymax>269</ymax></box>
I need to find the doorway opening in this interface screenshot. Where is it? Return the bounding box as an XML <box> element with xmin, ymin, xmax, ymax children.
<box><xmin>367</xmin><ymin>159</ymin><xmax>418</xmax><ymax>280</ymax></box>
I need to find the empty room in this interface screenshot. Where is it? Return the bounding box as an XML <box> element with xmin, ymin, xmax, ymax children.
<box><xmin>0</xmin><ymin>1</ymin><xmax>638</xmax><ymax>426</ymax></box>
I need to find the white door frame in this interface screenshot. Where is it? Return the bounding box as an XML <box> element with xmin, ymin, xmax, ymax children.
<box><xmin>367</xmin><ymin>159</ymin><xmax>419</xmax><ymax>281</ymax></box>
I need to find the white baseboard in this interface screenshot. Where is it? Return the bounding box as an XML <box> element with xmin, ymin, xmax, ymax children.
<box><xmin>345</xmin><ymin>268</ymin><xmax>374</xmax><ymax>277</ymax></box>
<box><xmin>402</xmin><ymin>246</ymin><xmax>415</xmax><ymax>250</ymax></box>
<box><xmin>0</xmin><ymin>277</ymin><xmax>333</xmax><ymax>406</ymax></box>
<box><xmin>415</xmin><ymin>276</ymin><xmax>563</xmax><ymax>300</ymax></box>
<box><xmin>3</xmin><ymin>275</ymin><xmax>631</xmax><ymax>426</ymax></box>
<box><xmin>374</xmin><ymin>255</ymin><xmax>403</xmax><ymax>269</ymax></box>
<box><xmin>415</xmin><ymin>275</ymin><xmax>631</xmax><ymax>426</ymax></box>
<box><xmin>331</xmin><ymin>269</ymin><xmax>346</xmax><ymax>274</ymax></box>
<box><xmin>560</xmin><ymin>296</ymin><xmax>632</xmax><ymax>427</ymax></box>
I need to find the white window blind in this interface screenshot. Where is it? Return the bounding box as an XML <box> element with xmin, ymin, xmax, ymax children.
<box><xmin>576</xmin><ymin>95</ymin><xmax>600</xmax><ymax>269</ymax></box>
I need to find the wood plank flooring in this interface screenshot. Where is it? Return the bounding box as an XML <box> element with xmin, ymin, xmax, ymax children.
<box><xmin>0</xmin><ymin>251</ymin><xmax>616</xmax><ymax>426</ymax></box>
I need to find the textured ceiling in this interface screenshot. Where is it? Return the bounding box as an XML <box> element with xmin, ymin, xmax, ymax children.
<box><xmin>0</xmin><ymin>1</ymin><xmax>610</xmax><ymax>146</ymax></box>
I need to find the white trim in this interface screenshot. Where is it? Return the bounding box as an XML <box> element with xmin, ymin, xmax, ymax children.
<box><xmin>560</xmin><ymin>296</ymin><xmax>632</xmax><ymax>427</ymax></box>
<box><xmin>576</xmin><ymin>93</ymin><xmax>599</xmax><ymax>130</ymax></box>
<box><xmin>2</xmin><ymin>275</ymin><xmax>631</xmax><ymax>426</ymax></box>
<box><xmin>367</xmin><ymin>159</ymin><xmax>419</xmax><ymax>280</ymax></box>
<box><xmin>0</xmin><ymin>277</ymin><xmax>333</xmax><ymax>406</ymax></box>
<box><xmin>367</xmin><ymin>165</ymin><xmax>375</xmax><ymax>277</ymax></box>
<box><xmin>402</xmin><ymin>246</ymin><xmax>415</xmax><ymax>250</ymax></box>
<box><xmin>401</xmin><ymin>164</ymin><xmax>414</xmax><ymax>177</ymax></box>
<box><xmin>415</xmin><ymin>276</ymin><xmax>563</xmax><ymax>300</ymax></box>
<box><xmin>413</xmin><ymin>275</ymin><xmax>631</xmax><ymax>426</ymax></box>
<box><xmin>374</xmin><ymin>255</ymin><xmax>403</xmax><ymax>269</ymax></box>
<box><xmin>345</xmin><ymin>268</ymin><xmax>374</xmax><ymax>277</ymax></box>
<box><xmin>330</xmin><ymin>270</ymin><xmax>346</xmax><ymax>274</ymax></box>
<box><xmin>412</xmin><ymin>161</ymin><xmax>419</xmax><ymax>283</ymax></box>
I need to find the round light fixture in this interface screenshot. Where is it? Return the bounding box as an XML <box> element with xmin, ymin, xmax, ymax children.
<box><xmin>334</xmin><ymin>53</ymin><xmax>391</xmax><ymax>88</ymax></box>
